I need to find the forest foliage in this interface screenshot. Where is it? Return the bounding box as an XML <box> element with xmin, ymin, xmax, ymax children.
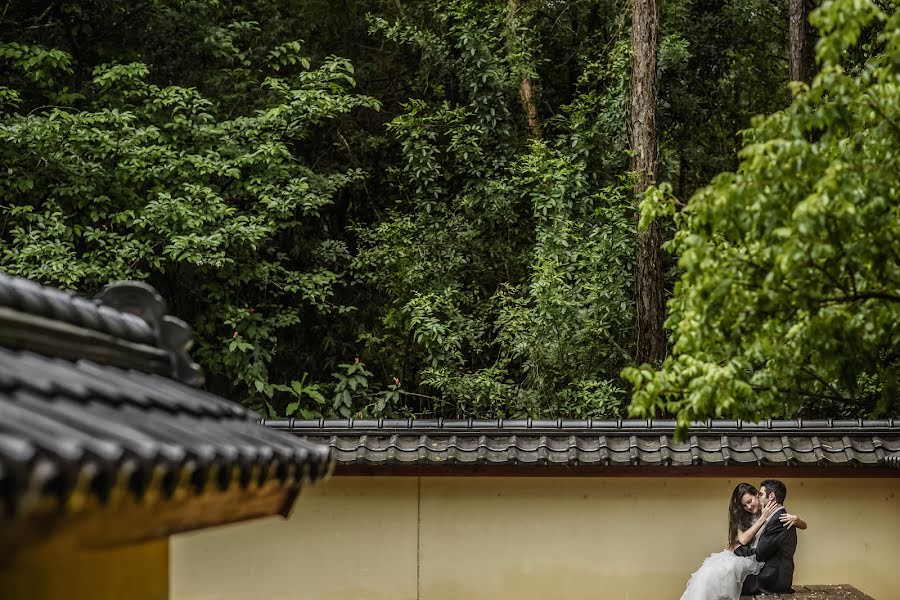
<box><xmin>627</xmin><ymin>0</ymin><xmax>900</xmax><ymax>430</ymax></box>
<box><xmin>1</xmin><ymin>0</ymin><xmax>896</xmax><ymax>423</ymax></box>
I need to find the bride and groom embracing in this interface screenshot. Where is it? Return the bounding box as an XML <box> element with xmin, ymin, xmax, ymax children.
<box><xmin>680</xmin><ymin>479</ymin><xmax>807</xmax><ymax>600</ymax></box>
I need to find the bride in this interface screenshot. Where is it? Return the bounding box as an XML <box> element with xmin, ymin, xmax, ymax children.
<box><xmin>679</xmin><ymin>483</ymin><xmax>807</xmax><ymax>600</ymax></box>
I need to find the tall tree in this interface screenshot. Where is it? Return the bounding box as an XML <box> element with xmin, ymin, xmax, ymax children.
<box><xmin>626</xmin><ymin>0</ymin><xmax>900</xmax><ymax>433</ymax></box>
<box><xmin>505</xmin><ymin>0</ymin><xmax>539</xmax><ymax>137</ymax></box>
<box><xmin>630</xmin><ymin>0</ymin><xmax>666</xmax><ymax>364</ymax></box>
<box><xmin>789</xmin><ymin>0</ymin><xmax>806</xmax><ymax>82</ymax></box>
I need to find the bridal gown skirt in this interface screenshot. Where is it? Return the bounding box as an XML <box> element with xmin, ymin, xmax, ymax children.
<box><xmin>679</xmin><ymin>550</ymin><xmax>764</xmax><ymax>600</ymax></box>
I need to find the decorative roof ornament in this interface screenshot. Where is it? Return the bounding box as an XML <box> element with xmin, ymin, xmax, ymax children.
<box><xmin>97</xmin><ymin>281</ymin><xmax>204</xmax><ymax>386</ymax></box>
<box><xmin>0</xmin><ymin>273</ymin><xmax>204</xmax><ymax>386</ymax></box>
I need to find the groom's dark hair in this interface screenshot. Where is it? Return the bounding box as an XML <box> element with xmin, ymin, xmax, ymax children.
<box><xmin>761</xmin><ymin>479</ymin><xmax>787</xmax><ymax>503</ymax></box>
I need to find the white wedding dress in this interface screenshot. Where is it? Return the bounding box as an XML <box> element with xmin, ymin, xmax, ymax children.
<box><xmin>679</xmin><ymin>550</ymin><xmax>763</xmax><ymax>600</ymax></box>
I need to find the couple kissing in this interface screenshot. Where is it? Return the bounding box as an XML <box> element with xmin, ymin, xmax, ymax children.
<box><xmin>680</xmin><ymin>479</ymin><xmax>806</xmax><ymax>600</ymax></box>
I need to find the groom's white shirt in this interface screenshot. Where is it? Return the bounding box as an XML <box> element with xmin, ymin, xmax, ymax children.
<box><xmin>751</xmin><ymin>504</ymin><xmax>782</xmax><ymax>549</ymax></box>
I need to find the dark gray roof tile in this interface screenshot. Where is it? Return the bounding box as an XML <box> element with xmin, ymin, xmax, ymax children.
<box><xmin>0</xmin><ymin>273</ymin><xmax>155</xmax><ymax>347</ymax></box>
<box><xmin>0</xmin><ymin>274</ymin><xmax>333</xmax><ymax>521</ymax></box>
<box><xmin>281</xmin><ymin>420</ymin><xmax>900</xmax><ymax>470</ymax></box>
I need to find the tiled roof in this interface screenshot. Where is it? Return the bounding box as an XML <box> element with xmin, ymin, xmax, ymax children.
<box><xmin>0</xmin><ymin>273</ymin><xmax>331</xmax><ymax>523</ymax></box>
<box><xmin>266</xmin><ymin>419</ymin><xmax>900</xmax><ymax>469</ymax></box>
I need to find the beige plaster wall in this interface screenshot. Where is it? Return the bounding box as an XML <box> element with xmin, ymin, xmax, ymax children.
<box><xmin>171</xmin><ymin>477</ymin><xmax>418</xmax><ymax>600</ymax></box>
<box><xmin>171</xmin><ymin>476</ymin><xmax>900</xmax><ymax>600</ymax></box>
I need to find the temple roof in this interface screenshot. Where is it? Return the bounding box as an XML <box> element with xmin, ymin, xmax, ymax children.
<box><xmin>267</xmin><ymin>418</ymin><xmax>900</xmax><ymax>471</ymax></box>
<box><xmin>0</xmin><ymin>273</ymin><xmax>331</xmax><ymax>545</ymax></box>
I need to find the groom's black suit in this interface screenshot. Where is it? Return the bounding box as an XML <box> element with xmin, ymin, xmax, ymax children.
<box><xmin>734</xmin><ymin>507</ymin><xmax>797</xmax><ymax>595</ymax></box>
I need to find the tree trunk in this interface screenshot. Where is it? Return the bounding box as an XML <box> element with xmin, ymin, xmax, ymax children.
<box><xmin>506</xmin><ymin>0</ymin><xmax>539</xmax><ymax>138</ymax></box>
<box><xmin>518</xmin><ymin>77</ymin><xmax>539</xmax><ymax>137</ymax></box>
<box><xmin>630</xmin><ymin>0</ymin><xmax>666</xmax><ymax>365</ymax></box>
<box><xmin>789</xmin><ymin>0</ymin><xmax>805</xmax><ymax>83</ymax></box>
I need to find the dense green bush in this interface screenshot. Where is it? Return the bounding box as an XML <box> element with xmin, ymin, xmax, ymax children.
<box><xmin>0</xmin><ymin>40</ymin><xmax>379</xmax><ymax>416</ymax></box>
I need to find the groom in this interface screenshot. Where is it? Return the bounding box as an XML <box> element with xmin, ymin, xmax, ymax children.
<box><xmin>734</xmin><ymin>479</ymin><xmax>797</xmax><ymax>595</ymax></box>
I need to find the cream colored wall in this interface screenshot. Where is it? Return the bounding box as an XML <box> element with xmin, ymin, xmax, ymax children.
<box><xmin>171</xmin><ymin>476</ymin><xmax>900</xmax><ymax>600</ymax></box>
<box><xmin>171</xmin><ymin>477</ymin><xmax>418</xmax><ymax>600</ymax></box>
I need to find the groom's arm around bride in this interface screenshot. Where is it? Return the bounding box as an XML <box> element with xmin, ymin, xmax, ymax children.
<box><xmin>734</xmin><ymin>481</ymin><xmax>798</xmax><ymax>594</ymax></box>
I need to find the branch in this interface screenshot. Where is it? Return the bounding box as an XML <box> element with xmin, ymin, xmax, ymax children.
<box><xmin>816</xmin><ymin>291</ymin><xmax>900</xmax><ymax>304</ymax></box>
<box><xmin>863</xmin><ymin>95</ymin><xmax>900</xmax><ymax>139</ymax></box>
<box><xmin>400</xmin><ymin>390</ymin><xmax>442</xmax><ymax>402</ymax></box>
<box><xmin>749</xmin><ymin>383</ymin><xmax>849</xmax><ymax>404</ymax></box>
<box><xmin>799</xmin><ymin>366</ymin><xmax>850</xmax><ymax>404</ymax></box>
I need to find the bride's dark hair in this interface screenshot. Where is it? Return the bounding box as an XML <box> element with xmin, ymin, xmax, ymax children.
<box><xmin>728</xmin><ymin>483</ymin><xmax>759</xmax><ymax>547</ymax></box>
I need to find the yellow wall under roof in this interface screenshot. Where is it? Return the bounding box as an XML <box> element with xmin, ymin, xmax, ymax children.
<box><xmin>0</xmin><ymin>538</ymin><xmax>168</xmax><ymax>600</ymax></box>
<box><xmin>171</xmin><ymin>476</ymin><xmax>900</xmax><ymax>600</ymax></box>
